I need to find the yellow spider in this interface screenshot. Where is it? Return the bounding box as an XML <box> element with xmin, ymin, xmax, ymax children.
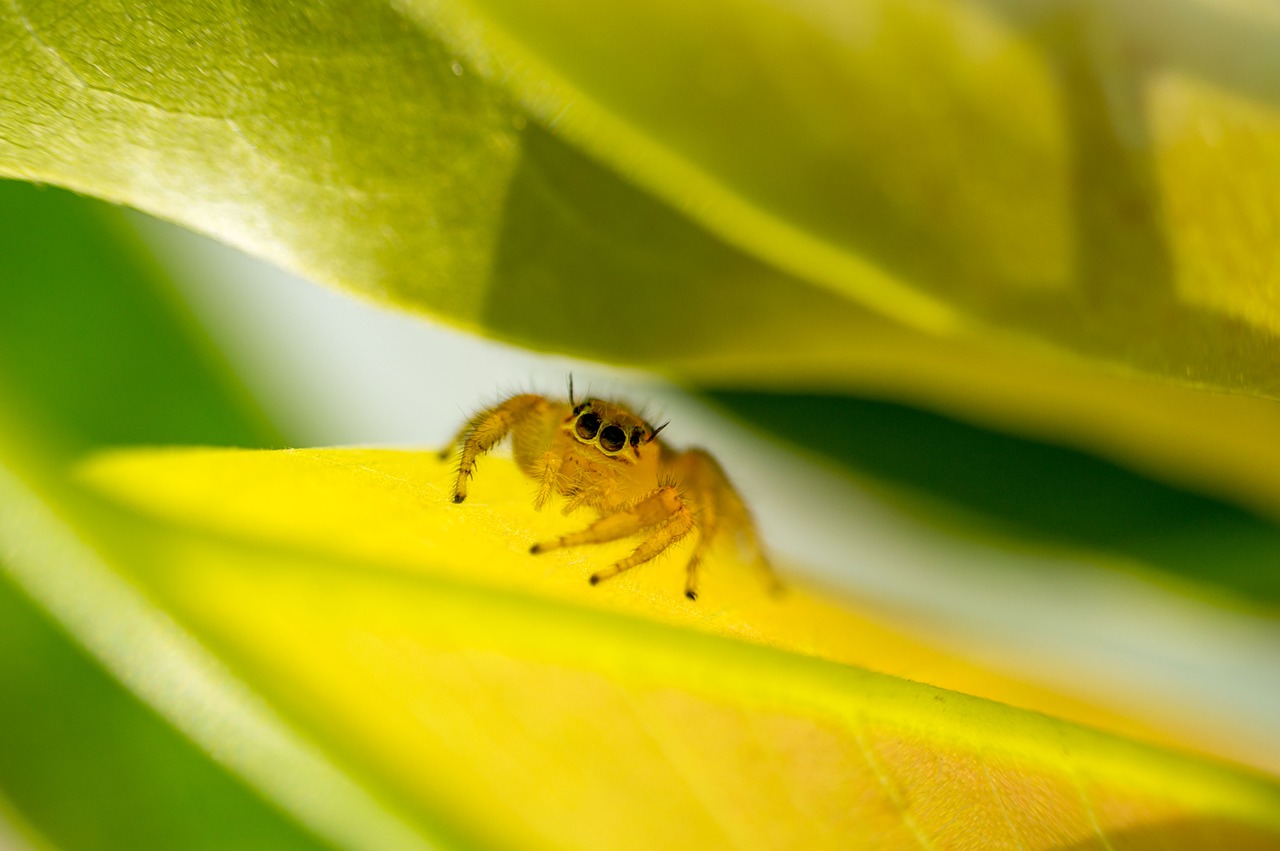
<box><xmin>441</xmin><ymin>381</ymin><xmax>777</xmax><ymax>600</ymax></box>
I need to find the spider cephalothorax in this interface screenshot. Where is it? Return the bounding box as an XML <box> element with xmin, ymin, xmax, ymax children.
<box><xmin>441</xmin><ymin>385</ymin><xmax>774</xmax><ymax>600</ymax></box>
<box><xmin>566</xmin><ymin>399</ymin><xmax>666</xmax><ymax>459</ymax></box>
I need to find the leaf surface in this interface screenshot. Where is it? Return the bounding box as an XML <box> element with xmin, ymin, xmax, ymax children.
<box><xmin>7</xmin><ymin>0</ymin><xmax>1280</xmax><ymax>531</ymax></box>
<box><xmin>412</xmin><ymin>0</ymin><xmax>1280</xmax><ymax>390</ymax></box>
<box><xmin>0</xmin><ymin>181</ymin><xmax>331</xmax><ymax>851</ymax></box>
<box><xmin>67</xmin><ymin>446</ymin><xmax>1280</xmax><ymax>850</ymax></box>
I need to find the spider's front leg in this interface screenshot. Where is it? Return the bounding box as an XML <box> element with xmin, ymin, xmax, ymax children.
<box><xmin>441</xmin><ymin>394</ymin><xmax>549</xmax><ymax>503</ymax></box>
<box><xmin>531</xmin><ymin>486</ymin><xmax>696</xmax><ymax>592</ymax></box>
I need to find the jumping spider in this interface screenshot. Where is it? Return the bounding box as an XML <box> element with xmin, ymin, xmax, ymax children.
<box><xmin>441</xmin><ymin>381</ymin><xmax>777</xmax><ymax>600</ymax></box>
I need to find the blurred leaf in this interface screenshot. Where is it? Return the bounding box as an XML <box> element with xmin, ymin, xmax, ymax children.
<box><xmin>0</xmin><ymin>569</ymin><xmax>336</xmax><ymax>851</ymax></box>
<box><xmin>711</xmin><ymin>391</ymin><xmax>1280</xmax><ymax>608</ymax></box>
<box><xmin>60</xmin><ymin>446</ymin><xmax>1280</xmax><ymax>850</ymax></box>
<box><xmin>5</xmin><ymin>7</ymin><xmax>1277</xmax><ymax>848</ymax></box>
<box><xmin>0</xmin><ymin>452</ymin><xmax>443</xmax><ymax>851</ymax></box>
<box><xmin>417</xmin><ymin>0</ymin><xmax>1280</xmax><ymax>391</ymax></box>
<box><xmin>0</xmin><ymin>181</ymin><xmax>315</xmax><ymax>849</ymax></box>
<box><xmin>7</xmin><ymin>1</ymin><xmax>1280</xmax><ymax>532</ymax></box>
<box><xmin>0</xmin><ymin>180</ymin><xmax>278</xmax><ymax>455</ymax></box>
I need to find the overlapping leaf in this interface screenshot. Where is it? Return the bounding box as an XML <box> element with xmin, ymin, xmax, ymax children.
<box><xmin>62</xmin><ymin>445</ymin><xmax>1280</xmax><ymax>850</ymax></box>
<box><xmin>0</xmin><ymin>180</ymin><xmax>327</xmax><ymax>850</ymax></box>
<box><xmin>3</xmin><ymin>5</ymin><xmax>1280</xmax><ymax>845</ymax></box>
<box><xmin>7</xmin><ymin>1</ymin><xmax>1280</xmax><ymax>527</ymax></box>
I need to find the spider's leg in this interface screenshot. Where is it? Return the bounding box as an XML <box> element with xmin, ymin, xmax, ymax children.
<box><xmin>672</xmin><ymin>448</ymin><xmax>781</xmax><ymax>597</ymax></box>
<box><xmin>559</xmin><ymin>474</ymin><xmax>618</xmax><ymax>516</ymax></box>
<box><xmin>449</xmin><ymin>394</ymin><xmax>548</xmax><ymax>503</ymax></box>
<box><xmin>560</xmin><ymin>490</ymin><xmax>590</xmax><ymax>516</ymax></box>
<box><xmin>532</xmin><ymin>486</ymin><xmax>681</xmax><ymax>552</ymax></box>
<box><xmin>680</xmin><ymin>520</ymin><xmax>716</xmax><ymax>603</ymax></box>
<box><xmin>667</xmin><ymin>449</ymin><xmax>724</xmax><ymax>600</ymax></box>
<box><xmin>590</xmin><ymin>509</ymin><xmax>694</xmax><ymax>588</ymax></box>
<box><xmin>533</xmin><ymin>451</ymin><xmax>562</xmax><ymax>511</ymax></box>
<box><xmin>740</xmin><ymin>510</ymin><xmax>782</xmax><ymax>596</ymax></box>
<box><xmin>532</xmin><ymin>486</ymin><xmax>693</xmax><ymax>585</ymax></box>
<box><xmin>438</xmin><ymin>418</ymin><xmax>474</xmax><ymax>460</ymax></box>
<box><xmin>717</xmin><ymin>475</ymin><xmax>781</xmax><ymax>595</ymax></box>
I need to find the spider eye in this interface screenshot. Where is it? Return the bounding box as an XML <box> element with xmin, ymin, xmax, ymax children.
<box><xmin>575</xmin><ymin>412</ymin><xmax>601</xmax><ymax>440</ymax></box>
<box><xmin>599</xmin><ymin>425</ymin><xmax>627</xmax><ymax>452</ymax></box>
<box><xmin>629</xmin><ymin>429</ymin><xmax>642</xmax><ymax>447</ymax></box>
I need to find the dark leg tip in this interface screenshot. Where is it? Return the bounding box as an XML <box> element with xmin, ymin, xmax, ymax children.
<box><xmin>685</xmin><ymin>590</ymin><xmax>698</xmax><ymax>602</ymax></box>
<box><xmin>588</xmin><ymin>574</ymin><xmax>600</xmax><ymax>586</ymax></box>
<box><xmin>452</xmin><ymin>493</ymin><xmax>466</xmax><ymax>504</ymax></box>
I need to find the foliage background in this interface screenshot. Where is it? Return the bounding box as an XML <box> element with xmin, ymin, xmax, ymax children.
<box><xmin>2</xmin><ymin>0</ymin><xmax>1280</xmax><ymax>847</ymax></box>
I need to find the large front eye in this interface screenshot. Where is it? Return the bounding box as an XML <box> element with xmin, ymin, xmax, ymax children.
<box><xmin>575</xmin><ymin>412</ymin><xmax>601</xmax><ymax>440</ymax></box>
<box><xmin>599</xmin><ymin>425</ymin><xmax>627</xmax><ymax>452</ymax></box>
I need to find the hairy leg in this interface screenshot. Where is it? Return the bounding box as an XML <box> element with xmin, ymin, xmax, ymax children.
<box><xmin>673</xmin><ymin>449</ymin><xmax>781</xmax><ymax>597</ymax></box>
<box><xmin>446</xmin><ymin>394</ymin><xmax>549</xmax><ymax>503</ymax></box>
<box><xmin>558</xmin><ymin>473</ymin><xmax>619</xmax><ymax>517</ymax></box>
<box><xmin>531</xmin><ymin>486</ymin><xmax>694</xmax><ymax>584</ymax></box>
<box><xmin>590</xmin><ymin>510</ymin><xmax>694</xmax><ymax>587</ymax></box>
<box><xmin>681</xmin><ymin>525</ymin><xmax>716</xmax><ymax>602</ymax></box>
<box><xmin>533</xmin><ymin>451</ymin><xmax>562</xmax><ymax>510</ymax></box>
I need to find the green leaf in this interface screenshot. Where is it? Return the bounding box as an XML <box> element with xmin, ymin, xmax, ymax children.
<box><xmin>55</xmin><ymin>445</ymin><xmax>1280</xmax><ymax>850</ymax></box>
<box><xmin>710</xmin><ymin>391</ymin><xmax>1280</xmax><ymax>608</ymax></box>
<box><xmin>414</xmin><ymin>0</ymin><xmax>1280</xmax><ymax>392</ymax></box>
<box><xmin>4</xmin><ymin>7</ymin><xmax>1279</xmax><ymax>847</ymax></box>
<box><xmin>0</xmin><ymin>181</ymin><xmax>278</xmax><ymax>456</ymax></box>
<box><xmin>0</xmin><ymin>569</ymin><xmax>337</xmax><ymax>851</ymax></box>
<box><xmin>0</xmin><ymin>456</ymin><xmax>440</xmax><ymax>851</ymax></box>
<box><xmin>8</xmin><ymin>0</ymin><xmax>1280</xmax><ymax>534</ymax></box>
<box><xmin>0</xmin><ymin>182</ymin><xmax>330</xmax><ymax>849</ymax></box>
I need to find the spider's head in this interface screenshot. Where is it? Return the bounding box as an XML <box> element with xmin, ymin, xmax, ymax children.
<box><xmin>568</xmin><ymin>399</ymin><xmax>667</xmax><ymax>460</ymax></box>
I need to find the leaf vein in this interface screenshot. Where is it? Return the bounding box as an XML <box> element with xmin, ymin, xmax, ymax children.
<box><xmin>852</xmin><ymin>724</ymin><xmax>937</xmax><ymax>851</ymax></box>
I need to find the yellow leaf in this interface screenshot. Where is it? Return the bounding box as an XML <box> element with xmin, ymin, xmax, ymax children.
<box><xmin>77</xmin><ymin>447</ymin><xmax>1280</xmax><ymax>849</ymax></box>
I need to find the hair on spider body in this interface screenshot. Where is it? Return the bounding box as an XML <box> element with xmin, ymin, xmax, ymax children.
<box><xmin>441</xmin><ymin>385</ymin><xmax>778</xmax><ymax>600</ymax></box>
